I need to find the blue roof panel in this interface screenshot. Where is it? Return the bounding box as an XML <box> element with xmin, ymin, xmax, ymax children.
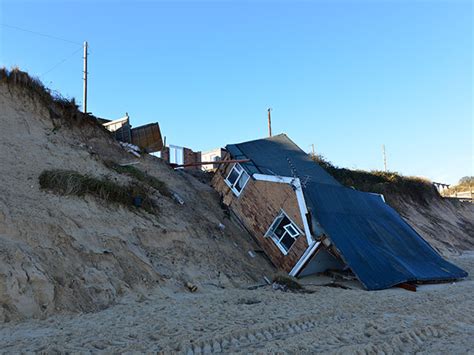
<box><xmin>305</xmin><ymin>183</ymin><xmax>468</xmax><ymax>290</ymax></box>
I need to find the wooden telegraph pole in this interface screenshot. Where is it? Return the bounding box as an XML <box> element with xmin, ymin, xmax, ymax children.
<box><xmin>267</xmin><ymin>108</ymin><xmax>272</xmax><ymax>137</ymax></box>
<box><xmin>83</xmin><ymin>41</ymin><xmax>88</xmax><ymax>113</ymax></box>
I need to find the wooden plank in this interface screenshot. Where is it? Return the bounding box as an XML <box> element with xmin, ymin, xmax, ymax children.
<box><xmin>172</xmin><ymin>159</ymin><xmax>250</xmax><ymax>168</ymax></box>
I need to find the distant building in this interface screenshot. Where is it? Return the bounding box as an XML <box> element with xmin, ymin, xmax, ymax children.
<box><xmin>201</xmin><ymin>148</ymin><xmax>226</xmax><ymax>171</ymax></box>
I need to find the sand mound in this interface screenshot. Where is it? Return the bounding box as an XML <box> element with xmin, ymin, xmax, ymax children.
<box><xmin>0</xmin><ymin>72</ymin><xmax>273</xmax><ymax>322</ymax></box>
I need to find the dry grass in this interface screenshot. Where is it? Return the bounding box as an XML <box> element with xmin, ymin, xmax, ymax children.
<box><xmin>39</xmin><ymin>170</ymin><xmax>157</xmax><ymax>213</ymax></box>
<box><xmin>0</xmin><ymin>67</ymin><xmax>107</xmax><ymax>131</ymax></box>
<box><xmin>104</xmin><ymin>161</ymin><xmax>172</xmax><ymax>197</ymax></box>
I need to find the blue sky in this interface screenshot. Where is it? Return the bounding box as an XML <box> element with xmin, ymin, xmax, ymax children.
<box><xmin>1</xmin><ymin>0</ymin><xmax>472</xmax><ymax>184</ymax></box>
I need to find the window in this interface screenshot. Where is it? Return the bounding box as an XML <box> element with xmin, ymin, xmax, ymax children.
<box><xmin>169</xmin><ymin>145</ymin><xmax>184</xmax><ymax>166</ymax></box>
<box><xmin>225</xmin><ymin>163</ymin><xmax>250</xmax><ymax>196</ymax></box>
<box><xmin>266</xmin><ymin>211</ymin><xmax>303</xmax><ymax>255</ymax></box>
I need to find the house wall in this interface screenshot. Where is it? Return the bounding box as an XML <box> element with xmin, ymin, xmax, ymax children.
<box><xmin>212</xmin><ymin>160</ymin><xmax>308</xmax><ymax>272</ymax></box>
<box><xmin>103</xmin><ymin>116</ymin><xmax>129</xmax><ymax>132</ymax></box>
<box><xmin>130</xmin><ymin>123</ymin><xmax>163</xmax><ymax>153</ymax></box>
<box><xmin>201</xmin><ymin>148</ymin><xmax>225</xmax><ymax>171</ymax></box>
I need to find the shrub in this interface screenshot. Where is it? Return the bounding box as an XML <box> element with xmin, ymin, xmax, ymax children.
<box><xmin>103</xmin><ymin>161</ymin><xmax>172</xmax><ymax>197</ymax></box>
<box><xmin>272</xmin><ymin>272</ymin><xmax>302</xmax><ymax>290</ymax></box>
<box><xmin>39</xmin><ymin>169</ymin><xmax>156</xmax><ymax>213</ymax></box>
<box><xmin>311</xmin><ymin>154</ymin><xmax>437</xmax><ymax>203</ymax></box>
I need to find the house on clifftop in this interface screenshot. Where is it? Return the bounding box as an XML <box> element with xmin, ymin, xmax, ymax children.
<box><xmin>211</xmin><ymin>134</ymin><xmax>467</xmax><ymax>290</ymax></box>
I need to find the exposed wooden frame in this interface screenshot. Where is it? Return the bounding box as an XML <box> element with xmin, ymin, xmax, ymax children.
<box><xmin>171</xmin><ymin>159</ymin><xmax>250</xmax><ymax>169</ymax></box>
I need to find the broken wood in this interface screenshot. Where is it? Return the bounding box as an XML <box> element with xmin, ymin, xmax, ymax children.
<box><xmin>171</xmin><ymin>159</ymin><xmax>250</xmax><ymax>169</ymax></box>
<box><xmin>185</xmin><ymin>282</ymin><xmax>198</xmax><ymax>292</ymax></box>
<box><xmin>119</xmin><ymin>161</ymin><xmax>140</xmax><ymax>167</ymax></box>
<box><xmin>396</xmin><ymin>282</ymin><xmax>417</xmax><ymax>292</ymax></box>
<box><xmin>247</xmin><ymin>283</ymin><xmax>268</xmax><ymax>290</ymax></box>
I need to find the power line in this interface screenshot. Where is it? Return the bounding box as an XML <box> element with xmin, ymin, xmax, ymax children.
<box><xmin>1</xmin><ymin>23</ymin><xmax>81</xmax><ymax>45</ymax></box>
<box><xmin>39</xmin><ymin>46</ymin><xmax>83</xmax><ymax>78</ymax></box>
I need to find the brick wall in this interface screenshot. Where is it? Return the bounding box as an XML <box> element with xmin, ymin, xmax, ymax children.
<box><xmin>160</xmin><ymin>146</ymin><xmax>201</xmax><ymax>170</ymax></box>
<box><xmin>183</xmin><ymin>148</ymin><xmax>201</xmax><ymax>170</ymax></box>
<box><xmin>212</xmin><ymin>157</ymin><xmax>308</xmax><ymax>272</ymax></box>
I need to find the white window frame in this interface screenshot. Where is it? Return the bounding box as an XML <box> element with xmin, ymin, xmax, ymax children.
<box><xmin>169</xmin><ymin>145</ymin><xmax>184</xmax><ymax>168</ymax></box>
<box><xmin>265</xmin><ymin>210</ymin><xmax>303</xmax><ymax>255</ymax></box>
<box><xmin>224</xmin><ymin>163</ymin><xmax>250</xmax><ymax>197</ymax></box>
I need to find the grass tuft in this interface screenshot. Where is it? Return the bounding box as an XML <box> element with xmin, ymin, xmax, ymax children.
<box><xmin>104</xmin><ymin>161</ymin><xmax>172</xmax><ymax>197</ymax></box>
<box><xmin>272</xmin><ymin>272</ymin><xmax>302</xmax><ymax>290</ymax></box>
<box><xmin>39</xmin><ymin>169</ymin><xmax>156</xmax><ymax>213</ymax></box>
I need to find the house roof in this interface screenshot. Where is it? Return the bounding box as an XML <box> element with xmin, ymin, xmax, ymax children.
<box><xmin>226</xmin><ymin>134</ymin><xmax>467</xmax><ymax>290</ymax></box>
<box><xmin>227</xmin><ymin>134</ymin><xmax>341</xmax><ymax>186</ymax></box>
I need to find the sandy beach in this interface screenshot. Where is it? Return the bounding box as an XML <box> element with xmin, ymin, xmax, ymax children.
<box><xmin>0</xmin><ymin>253</ymin><xmax>472</xmax><ymax>353</ymax></box>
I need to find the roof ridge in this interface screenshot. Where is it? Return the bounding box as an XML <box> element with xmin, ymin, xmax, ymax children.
<box><xmin>226</xmin><ymin>133</ymin><xmax>288</xmax><ymax>147</ymax></box>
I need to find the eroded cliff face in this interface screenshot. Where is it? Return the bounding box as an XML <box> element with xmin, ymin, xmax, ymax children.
<box><xmin>383</xmin><ymin>193</ymin><xmax>474</xmax><ymax>256</ymax></box>
<box><xmin>0</xmin><ymin>79</ymin><xmax>272</xmax><ymax>322</ymax></box>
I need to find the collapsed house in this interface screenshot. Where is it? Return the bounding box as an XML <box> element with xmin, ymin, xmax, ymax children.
<box><xmin>212</xmin><ymin>134</ymin><xmax>468</xmax><ymax>290</ymax></box>
<box><xmin>100</xmin><ymin>114</ymin><xmax>163</xmax><ymax>153</ymax></box>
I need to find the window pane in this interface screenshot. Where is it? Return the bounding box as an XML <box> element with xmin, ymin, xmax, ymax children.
<box><xmin>280</xmin><ymin>216</ymin><xmax>291</xmax><ymax>226</ymax></box>
<box><xmin>226</xmin><ymin>168</ymin><xmax>240</xmax><ymax>185</ymax></box>
<box><xmin>170</xmin><ymin>146</ymin><xmax>184</xmax><ymax>165</ymax></box>
<box><xmin>273</xmin><ymin>215</ymin><xmax>289</xmax><ymax>237</ymax></box>
<box><xmin>235</xmin><ymin>171</ymin><xmax>249</xmax><ymax>192</ymax></box>
<box><xmin>268</xmin><ymin>214</ymin><xmax>283</xmax><ymax>236</ymax></box>
<box><xmin>273</xmin><ymin>223</ymin><xmax>285</xmax><ymax>238</ymax></box>
<box><xmin>284</xmin><ymin>224</ymin><xmax>300</xmax><ymax>238</ymax></box>
<box><xmin>280</xmin><ymin>233</ymin><xmax>295</xmax><ymax>251</ymax></box>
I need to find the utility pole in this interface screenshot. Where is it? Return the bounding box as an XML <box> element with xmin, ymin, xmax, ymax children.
<box><xmin>382</xmin><ymin>144</ymin><xmax>387</xmax><ymax>172</ymax></box>
<box><xmin>267</xmin><ymin>108</ymin><xmax>272</xmax><ymax>137</ymax></box>
<box><xmin>311</xmin><ymin>144</ymin><xmax>316</xmax><ymax>158</ymax></box>
<box><xmin>83</xmin><ymin>41</ymin><xmax>88</xmax><ymax>113</ymax></box>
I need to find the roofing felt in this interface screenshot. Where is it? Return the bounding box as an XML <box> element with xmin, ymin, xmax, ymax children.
<box><xmin>226</xmin><ymin>134</ymin><xmax>468</xmax><ymax>290</ymax></box>
<box><xmin>305</xmin><ymin>182</ymin><xmax>467</xmax><ymax>289</ymax></box>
